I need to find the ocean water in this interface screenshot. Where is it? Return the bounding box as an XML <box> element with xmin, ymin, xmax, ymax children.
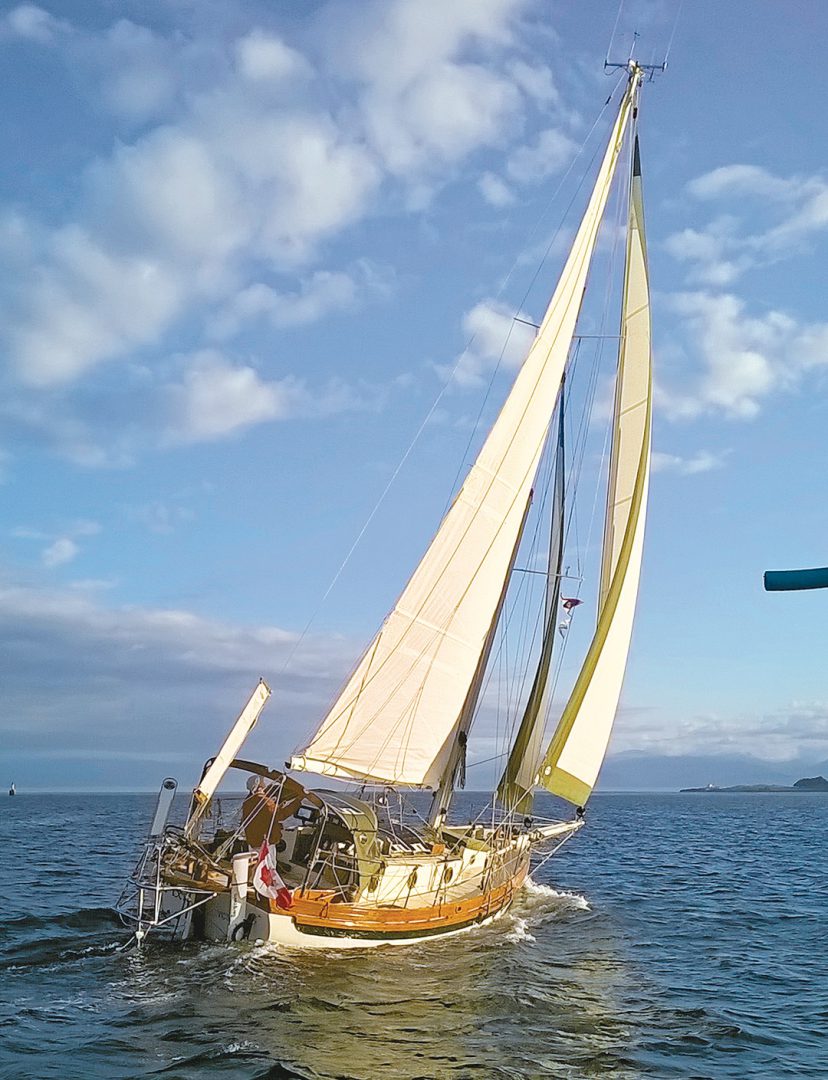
<box><xmin>0</xmin><ymin>791</ymin><xmax>826</xmax><ymax>1079</ymax></box>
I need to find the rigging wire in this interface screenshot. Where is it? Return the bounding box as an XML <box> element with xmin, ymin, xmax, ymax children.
<box><xmin>664</xmin><ymin>0</ymin><xmax>685</xmax><ymax>66</ymax></box>
<box><xmin>605</xmin><ymin>0</ymin><xmax>625</xmax><ymax>68</ymax></box>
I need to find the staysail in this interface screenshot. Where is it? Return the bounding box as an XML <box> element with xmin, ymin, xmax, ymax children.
<box><xmin>290</xmin><ymin>85</ymin><xmax>635</xmax><ymax>789</ymax></box>
<box><xmin>496</xmin><ymin>385</ymin><xmax>566</xmax><ymax>815</ymax></box>
<box><xmin>537</xmin><ymin>126</ymin><xmax>652</xmax><ymax>806</ymax></box>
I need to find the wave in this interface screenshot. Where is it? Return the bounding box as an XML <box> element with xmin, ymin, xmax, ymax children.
<box><xmin>504</xmin><ymin>917</ymin><xmax>536</xmax><ymax>944</ymax></box>
<box><xmin>522</xmin><ymin>876</ymin><xmax>590</xmax><ymax>912</ymax></box>
<box><xmin>0</xmin><ymin>906</ymin><xmax>124</xmax><ymax>970</ymax></box>
<box><xmin>0</xmin><ymin>906</ymin><xmax>119</xmax><ymax>938</ymax></box>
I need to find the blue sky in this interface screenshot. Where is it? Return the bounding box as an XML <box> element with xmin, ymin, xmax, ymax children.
<box><xmin>2</xmin><ymin>0</ymin><xmax>828</xmax><ymax>791</ymax></box>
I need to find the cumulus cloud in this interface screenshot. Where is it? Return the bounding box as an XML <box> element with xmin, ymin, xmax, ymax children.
<box><xmin>0</xmin><ymin>0</ymin><xmax>551</xmax><ymax>402</ymax></box>
<box><xmin>444</xmin><ymin>298</ymin><xmax>536</xmax><ymax>387</ymax></box>
<box><xmin>650</xmin><ymin>449</ymin><xmax>727</xmax><ymax>475</ymax></box>
<box><xmin>506</xmin><ymin>127</ymin><xmax>578</xmax><ymax>184</ymax></box>
<box><xmin>13</xmin><ymin>519</ymin><xmax>101</xmax><ymax>569</ymax></box>
<box><xmin>666</xmin><ymin>163</ymin><xmax>828</xmax><ymax>285</ymax></box>
<box><xmin>163</xmin><ymin>349</ymin><xmax>378</xmax><ymax>445</ymax></box>
<box><xmin>327</xmin><ymin>0</ymin><xmax>527</xmax><ymax>175</ymax></box>
<box><xmin>235</xmin><ymin>29</ymin><xmax>312</xmax><ymax>83</ymax></box>
<box><xmin>165</xmin><ymin>351</ymin><xmax>301</xmax><ymax>444</ymax></box>
<box><xmin>42</xmin><ymin>537</ymin><xmax>79</xmax><ymax>568</ymax></box>
<box><xmin>478</xmin><ymin>172</ymin><xmax>515</xmax><ymax>207</ymax></box>
<box><xmin>661</xmin><ymin>291</ymin><xmax>828</xmax><ymax>420</ymax></box>
<box><xmin>207</xmin><ymin>261</ymin><xmax>390</xmax><ymax>340</ymax></box>
<box><xmin>0</xmin><ymin>3</ymin><xmax>69</xmax><ymax>44</ymax></box>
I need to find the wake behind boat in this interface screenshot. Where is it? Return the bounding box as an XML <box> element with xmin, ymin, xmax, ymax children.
<box><xmin>118</xmin><ymin>59</ymin><xmax>655</xmax><ymax>949</ymax></box>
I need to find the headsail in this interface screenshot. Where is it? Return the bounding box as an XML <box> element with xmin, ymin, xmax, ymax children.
<box><xmin>291</xmin><ymin>85</ymin><xmax>636</xmax><ymax>789</ymax></box>
<box><xmin>497</xmin><ymin>386</ymin><xmax>566</xmax><ymax>816</ymax></box>
<box><xmin>538</xmin><ymin>122</ymin><xmax>652</xmax><ymax>806</ymax></box>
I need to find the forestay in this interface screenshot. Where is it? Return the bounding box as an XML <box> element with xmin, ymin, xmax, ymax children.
<box><xmin>291</xmin><ymin>87</ymin><xmax>635</xmax><ymax>789</ymax></box>
<box><xmin>538</xmin><ymin>126</ymin><xmax>652</xmax><ymax>806</ymax></box>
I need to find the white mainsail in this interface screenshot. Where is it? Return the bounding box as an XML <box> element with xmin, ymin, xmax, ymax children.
<box><xmin>291</xmin><ymin>86</ymin><xmax>635</xmax><ymax>788</ymax></box>
<box><xmin>538</xmin><ymin>126</ymin><xmax>652</xmax><ymax>806</ymax></box>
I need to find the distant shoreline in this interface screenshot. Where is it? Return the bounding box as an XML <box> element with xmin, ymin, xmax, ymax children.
<box><xmin>681</xmin><ymin>776</ymin><xmax>828</xmax><ymax>794</ymax></box>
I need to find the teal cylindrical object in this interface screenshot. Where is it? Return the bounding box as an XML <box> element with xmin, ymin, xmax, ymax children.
<box><xmin>764</xmin><ymin>567</ymin><xmax>828</xmax><ymax>592</ymax></box>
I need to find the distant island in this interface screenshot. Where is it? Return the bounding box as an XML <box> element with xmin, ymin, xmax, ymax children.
<box><xmin>681</xmin><ymin>775</ymin><xmax>828</xmax><ymax>793</ymax></box>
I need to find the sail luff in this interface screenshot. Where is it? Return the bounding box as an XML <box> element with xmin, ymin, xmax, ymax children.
<box><xmin>496</xmin><ymin>386</ymin><xmax>566</xmax><ymax>815</ymax></box>
<box><xmin>290</xmin><ymin>85</ymin><xmax>635</xmax><ymax>789</ymax></box>
<box><xmin>538</xmin><ymin>111</ymin><xmax>652</xmax><ymax>806</ymax></box>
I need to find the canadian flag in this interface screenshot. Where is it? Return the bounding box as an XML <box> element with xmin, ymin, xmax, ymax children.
<box><xmin>252</xmin><ymin>840</ymin><xmax>293</xmax><ymax>909</ymax></box>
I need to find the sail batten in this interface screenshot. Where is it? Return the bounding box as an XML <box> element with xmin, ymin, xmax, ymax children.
<box><xmin>291</xmin><ymin>87</ymin><xmax>635</xmax><ymax>789</ymax></box>
<box><xmin>538</xmin><ymin>118</ymin><xmax>652</xmax><ymax>806</ymax></box>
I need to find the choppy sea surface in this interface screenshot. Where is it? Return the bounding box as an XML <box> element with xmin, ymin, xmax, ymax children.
<box><xmin>1</xmin><ymin>790</ymin><xmax>826</xmax><ymax>1079</ymax></box>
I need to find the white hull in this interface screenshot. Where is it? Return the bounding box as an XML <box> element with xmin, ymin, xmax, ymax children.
<box><xmin>202</xmin><ymin>891</ymin><xmax>512</xmax><ymax>950</ymax></box>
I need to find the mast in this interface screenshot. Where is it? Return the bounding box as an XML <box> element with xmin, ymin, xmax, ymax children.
<box><xmin>537</xmin><ymin>67</ymin><xmax>652</xmax><ymax>806</ymax></box>
<box><xmin>497</xmin><ymin>381</ymin><xmax>566</xmax><ymax>816</ymax></box>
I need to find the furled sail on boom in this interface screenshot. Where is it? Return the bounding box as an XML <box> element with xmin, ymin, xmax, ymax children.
<box><xmin>291</xmin><ymin>84</ymin><xmax>637</xmax><ymax>789</ymax></box>
<box><xmin>538</xmin><ymin>125</ymin><xmax>652</xmax><ymax>807</ymax></box>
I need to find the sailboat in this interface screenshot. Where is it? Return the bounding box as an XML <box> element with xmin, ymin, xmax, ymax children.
<box><xmin>118</xmin><ymin>60</ymin><xmax>654</xmax><ymax>949</ymax></box>
<box><xmin>8</xmin><ymin>783</ymin><xmax>14</xmax><ymax>797</ymax></box>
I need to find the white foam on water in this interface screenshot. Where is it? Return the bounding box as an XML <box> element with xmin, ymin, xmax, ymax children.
<box><xmin>504</xmin><ymin>917</ymin><xmax>536</xmax><ymax>944</ymax></box>
<box><xmin>522</xmin><ymin>876</ymin><xmax>590</xmax><ymax>912</ymax></box>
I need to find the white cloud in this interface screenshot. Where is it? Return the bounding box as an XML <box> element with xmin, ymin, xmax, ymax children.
<box><xmin>687</xmin><ymin>164</ymin><xmax>800</xmax><ymax>202</ymax></box>
<box><xmin>506</xmin><ymin>127</ymin><xmax>577</xmax><ymax>183</ymax></box>
<box><xmin>14</xmin><ymin>519</ymin><xmax>101</xmax><ymax>568</ymax></box>
<box><xmin>478</xmin><ymin>172</ymin><xmax>515</xmax><ymax>207</ymax></box>
<box><xmin>235</xmin><ymin>30</ymin><xmax>311</xmax><ymax>83</ymax></box>
<box><xmin>42</xmin><ymin>537</ymin><xmax>79</xmax><ymax>568</ymax></box>
<box><xmin>611</xmin><ymin>699</ymin><xmax>828</xmax><ymax>765</ymax></box>
<box><xmin>0</xmin><ymin>0</ymin><xmax>575</xmax><ymax>467</ymax></box>
<box><xmin>1</xmin><ymin>3</ymin><xmax>69</xmax><ymax>44</ymax></box>
<box><xmin>508</xmin><ymin>59</ymin><xmax>559</xmax><ymax>106</ymax></box>
<box><xmin>668</xmin><ymin>164</ymin><xmax>828</xmax><ymax>285</ymax></box>
<box><xmin>207</xmin><ymin>262</ymin><xmax>390</xmax><ymax>340</ymax></box>
<box><xmin>125</xmin><ymin>502</ymin><xmax>195</xmax><ymax>535</ymax></box>
<box><xmin>444</xmin><ymin>298</ymin><xmax>535</xmax><ymax>387</ymax></box>
<box><xmin>326</xmin><ymin>0</ymin><xmax>531</xmax><ymax>175</ymax></box>
<box><xmin>165</xmin><ymin>351</ymin><xmax>300</xmax><ymax>444</ymax></box>
<box><xmin>651</xmin><ymin>449</ymin><xmax>726</xmax><ymax>476</ymax></box>
<box><xmin>662</xmin><ymin>291</ymin><xmax>828</xmax><ymax>420</ymax></box>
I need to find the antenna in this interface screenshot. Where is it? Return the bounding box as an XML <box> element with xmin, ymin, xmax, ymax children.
<box><xmin>605</xmin><ymin>30</ymin><xmax>668</xmax><ymax>81</ymax></box>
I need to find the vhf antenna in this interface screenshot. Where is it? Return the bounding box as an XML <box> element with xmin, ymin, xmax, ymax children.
<box><xmin>605</xmin><ymin>31</ymin><xmax>667</xmax><ymax>81</ymax></box>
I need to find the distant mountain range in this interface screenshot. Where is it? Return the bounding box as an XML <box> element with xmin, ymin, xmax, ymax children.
<box><xmin>597</xmin><ymin>752</ymin><xmax>828</xmax><ymax>791</ymax></box>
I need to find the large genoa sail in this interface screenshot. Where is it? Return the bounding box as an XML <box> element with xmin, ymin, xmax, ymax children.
<box><xmin>496</xmin><ymin>387</ymin><xmax>566</xmax><ymax>815</ymax></box>
<box><xmin>537</xmin><ymin>126</ymin><xmax>652</xmax><ymax>807</ymax></box>
<box><xmin>290</xmin><ymin>86</ymin><xmax>636</xmax><ymax>788</ymax></box>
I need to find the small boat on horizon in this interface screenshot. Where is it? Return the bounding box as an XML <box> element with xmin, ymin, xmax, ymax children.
<box><xmin>8</xmin><ymin>783</ymin><xmax>15</xmax><ymax>797</ymax></box>
<box><xmin>119</xmin><ymin>58</ymin><xmax>657</xmax><ymax>949</ymax></box>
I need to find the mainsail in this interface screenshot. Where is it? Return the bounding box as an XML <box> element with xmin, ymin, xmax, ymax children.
<box><xmin>291</xmin><ymin>85</ymin><xmax>636</xmax><ymax>788</ymax></box>
<box><xmin>537</xmin><ymin>127</ymin><xmax>652</xmax><ymax>806</ymax></box>
<box><xmin>496</xmin><ymin>386</ymin><xmax>566</xmax><ymax>815</ymax></box>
